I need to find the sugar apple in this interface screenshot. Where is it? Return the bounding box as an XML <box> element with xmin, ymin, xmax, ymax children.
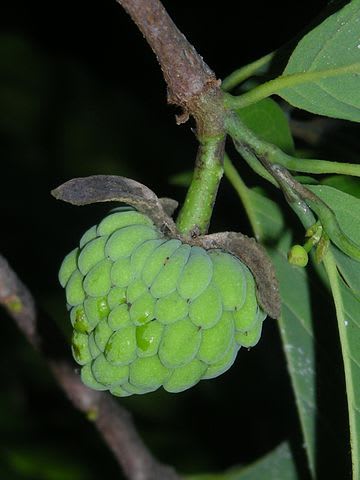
<box><xmin>59</xmin><ymin>207</ymin><xmax>267</xmax><ymax>396</ymax></box>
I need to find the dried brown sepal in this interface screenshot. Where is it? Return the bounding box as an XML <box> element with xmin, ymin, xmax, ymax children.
<box><xmin>52</xmin><ymin>175</ymin><xmax>280</xmax><ymax>317</ymax></box>
<box><xmin>159</xmin><ymin>197</ymin><xmax>179</xmax><ymax>217</ymax></box>
<box><xmin>51</xmin><ymin>175</ymin><xmax>178</xmax><ymax>235</ymax></box>
<box><xmin>197</xmin><ymin>232</ymin><xmax>281</xmax><ymax>319</ymax></box>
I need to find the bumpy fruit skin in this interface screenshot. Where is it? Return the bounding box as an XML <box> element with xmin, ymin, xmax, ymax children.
<box><xmin>59</xmin><ymin>207</ymin><xmax>267</xmax><ymax>396</ymax></box>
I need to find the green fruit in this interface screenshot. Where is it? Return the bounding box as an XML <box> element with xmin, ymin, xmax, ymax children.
<box><xmin>233</xmin><ymin>270</ymin><xmax>258</xmax><ymax>332</ymax></box>
<box><xmin>107</xmin><ymin>286</ymin><xmax>127</xmax><ymax>310</ymax></box>
<box><xmin>59</xmin><ymin>207</ymin><xmax>266</xmax><ymax>396</ymax></box>
<box><xmin>83</xmin><ymin>259</ymin><xmax>112</xmax><ymax>297</ymax></box>
<box><xmin>70</xmin><ymin>305</ymin><xmax>88</xmax><ymax>333</ymax></box>
<box><xmin>126</xmin><ymin>279</ymin><xmax>148</xmax><ymax>303</ymax></box>
<box><xmin>59</xmin><ymin>248</ymin><xmax>79</xmax><ymax>287</ymax></box>
<box><xmin>78</xmin><ymin>236</ymin><xmax>108</xmax><ymax>275</ymax></box>
<box><xmin>188</xmin><ymin>283</ymin><xmax>222</xmax><ymax>329</ymax></box>
<box><xmin>131</xmin><ymin>239</ymin><xmax>166</xmax><ymax>276</ymax></box>
<box><xmin>88</xmin><ymin>332</ymin><xmax>101</xmax><ymax>358</ymax></box>
<box><xmin>209</xmin><ymin>250</ymin><xmax>246</xmax><ymax>310</ymax></box>
<box><xmin>203</xmin><ymin>341</ymin><xmax>239</xmax><ymax>380</ymax></box>
<box><xmin>110</xmin><ymin>384</ymin><xmax>132</xmax><ymax>397</ymax></box>
<box><xmin>130</xmin><ymin>291</ymin><xmax>156</xmax><ymax>325</ymax></box>
<box><xmin>92</xmin><ymin>354</ymin><xmax>129</xmax><ymax>386</ymax></box>
<box><xmin>79</xmin><ymin>226</ymin><xmax>97</xmax><ymax>249</ymax></box>
<box><xmin>136</xmin><ymin>320</ymin><xmax>164</xmax><ymax>357</ymax></box>
<box><xmin>66</xmin><ymin>270</ymin><xmax>85</xmax><ymax>306</ymax></box>
<box><xmin>97</xmin><ymin>209</ymin><xmax>153</xmax><ymax>236</ymax></box>
<box><xmin>177</xmin><ymin>247</ymin><xmax>212</xmax><ymax>300</ymax></box>
<box><xmin>83</xmin><ymin>297</ymin><xmax>109</xmax><ymax>330</ymax></box>
<box><xmin>81</xmin><ymin>363</ymin><xmax>107</xmax><ymax>391</ymax></box>
<box><xmin>155</xmin><ymin>291</ymin><xmax>188</xmax><ymax>324</ymax></box>
<box><xmin>94</xmin><ymin>319</ymin><xmax>113</xmax><ymax>351</ymax></box>
<box><xmin>108</xmin><ymin>304</ymin><xmax>131</xmax><ymax>330</ymax></box>
<box><xmin>197</xmin><ymin>311</ymin><xmax>234</xmax><ymax>364</ymax></box>
<box><xmin>235</xmin><ymin>307</ymin><xmax>266</xmax><ymax>348</ymax></box>
<box><xmin>111</xmin><ymin>256</ymin><xmax>134</xmax><ymax>287</ymax></box>
<box><xmin>105</xmin><ymin>326</ymin><xmax>137</xmax><ymax>365</ymax></box>
<box><xmin>106</xmin><ymin>225</ymin><xmax>160</xmax><ymax>260</ymax></box>
<box><xmin>142</xmin><ymin>239</ymin><xmax>181</xmax><ymax>286</ymax></box>
<box><xmin>164</xmin><ymin>359</ymin><xmax>207</xmax><ymax>393</ymax></box>
<box><xmin>72</xmin><ymin>331</ymin><xmax>91</xmax><ymax>365</ymax></box>
<box><xmin>158</xmin><ymin>318</ymin><xmax>201</xmax><ymax>368</ymax></box>
<box><xmin>129</xmin><ymin>356</ymin><xmax>169</xmax><ymax>392</ymax></box>
<box><xmin>150</xmin><ymin>244</ymin><xmax>191</xmax><ymax>298</ymax></box>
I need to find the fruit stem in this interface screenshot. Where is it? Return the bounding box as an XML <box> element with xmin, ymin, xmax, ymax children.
<box><xmin>176</xmin><ymin>133</ymin><xmax>225</xmax><ymax>236</ymax></box>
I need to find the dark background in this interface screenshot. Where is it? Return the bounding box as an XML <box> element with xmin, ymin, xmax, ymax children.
<box><xmin>0</xmin><ymin>1</ymin><xmax>330</xmax><ymax>478</ymax></box>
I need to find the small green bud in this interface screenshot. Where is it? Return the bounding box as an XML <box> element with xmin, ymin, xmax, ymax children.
<box><xmin>288</xmin><ymin>245</ymin><xmax>309</xmax><ymax>267</ymax></box>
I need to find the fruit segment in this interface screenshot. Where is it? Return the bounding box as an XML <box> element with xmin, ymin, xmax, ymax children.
<box><xmin>159</xmin><ymin>318</ymin><xmax>202</xmax><ymax>368</ymax></box>
<box><xmin>142</xmin><ymin>239</ymin><xmax>182</xmax><ymax>286</ymax></box>
<box><xmin>59</xmin><ymin>247</ymin><xmax>79</xmax><ymax>287</ymax></box>
<box><xmin>177</xmin><ymin>247</ymin><xmax>213</xmax><ymax>300</ymax></box>
<box><xmin>209</xmin><ymin>251</ymin><xmax>246</xmax><ymax>310</ymax></box>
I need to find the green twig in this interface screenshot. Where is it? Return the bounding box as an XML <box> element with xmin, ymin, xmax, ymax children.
<box><xmin>231</xmin><ymin>139</ymin><xmax>278</xmax><ymax>186</ymax></box>
<box><xmin>226</xmin><ymin>110</ymin><xmax>360</xmax><ymax>178</ymax></box>
<box><xmin>224</xmin><ymin>63</ymin><xmax>360</xmax><ymax>109</ymax></box>
<box><xmin>267</xmin><ymin>151</ymin><xmax>360</xmax><ymax>178</ymax></box>
<box><xmin>221</xmin><ymin>52</ymin><xmax>274</xmax><ymax>92</ymax></box>
<box><xmin>270</xmin><ymin>165</ymin><xmax>360</xmax><ymax>261</ymax></box>
<box><xmin>223</xmin><ymin>154</ymin><xmax>263</xmax><ymax>240</ymax></box>
<box><xmin>226</xmin><ymin>112</ymin><xmax>360</xmax><ymax>260</ymax></box>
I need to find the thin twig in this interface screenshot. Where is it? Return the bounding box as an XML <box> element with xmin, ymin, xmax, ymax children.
<box><xmin>115</xmin><ymin>0</ymin><xmax>224</xmax><ymax>137</ymax></box>
<box><xmin>116</xmin><ymin>0</ymin><xmax>217</xmax><ymax>110</ymax></box>
<box><xmin>115</xmin><ymin>0</ymin><xmax>226</xmax><ymax>236</ymax></box>
<box><xmin>0</xmin><ymin>254</ymin><xmax>180</xmax><ymax>480</ymax></box>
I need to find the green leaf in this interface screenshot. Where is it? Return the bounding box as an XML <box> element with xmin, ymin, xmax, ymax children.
<box><xmin>333</xmin><ymin>246</ymin><xmax>360</xmax><ymax>296</ymax></box>
<box><xmin>278</xmin><ymin>0</ymin><xmax>360</xmax><ymax>122</ymax></box>
<box><xmin>311</xmin><ymin>183</ymin><xmax>360</xmax><ymax>478</ymax></box>
<box><xmin>323</xmin><ymin>251</ymin><xmax>360</xmax><ymax>480</ymax></box>
<box><xmin>244</xmin><ymin>191</ymin><xmax>317</xmax><ymax>473</ymax></box>
<box><xmin>307</xmin><ymin>185</ymin><xmax>360</xmax><ymax>244</ymax></box>
<box><xmin>248</xmin><ymin>189</ymin><xmax>285</xmax><ymax>243</ymax></box>
<box><xmin>3</xmin><ymin>446</ymin><xmax>90</xmax><ymax>480</ymax></box>
<box><xmin>321</xmin><ymin>175</ymin><xmax>360</xmax><ymax>199</ymax></box>
<box><xmin>307</xmin><ymin>184</ymin><xmax>360</xmax><ymax>262</ymax></box>
<box><xmin>269</xmin><ymin>232</ymin><xmax>317</xmax><ymax>476</ymax></box>
<box><xmin>245</xmin><ymin>190</ymin><xmax>349</xmax><ymax>477</ymax></box>
<box><xmin>186</xmin><ymin>442</ymin><xmax>299</xmax><ymax>480</ymax></box>
<box><xmin>169</xmin><ymin>170</ymin><xmax>193</xmax><ymax>187</ymax></box>
<box><xmin>236</xmin><ymin>98</ymin><xmax>295</xmax><ymax>155</ymax></box>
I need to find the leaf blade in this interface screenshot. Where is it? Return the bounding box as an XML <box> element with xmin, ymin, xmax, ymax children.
<box><xmin>185</xmin><ymin>442</ymin><xmax>299</xmax><ymax>480</ymax></box>
<box><xmin>323</xmin><ymin>251</ymin><xmax>360</xmax><ymax>480</ymax></box>
<box><xmin>248</xmin><ymin>190</ymin><xmax>349</xmax><ymax>477</ymax></box>
<box><xmin>248</xmin><ymin>191</ymin><xmax>317</xmax><ymax>474</ymax></box>
<box><xmin>278</xmin><ymin>0</ymin><xmax>360</xmax><ymax>122</ymax></box>
<box><xmin>236</xmin><ymin>98</ymin><xmax>295</xmax><ymax>155</ymax></box>
<box><xmin>307</xmin><ymin>185</ymin><xmax>360</xmax><ymax>245</ymax></box>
